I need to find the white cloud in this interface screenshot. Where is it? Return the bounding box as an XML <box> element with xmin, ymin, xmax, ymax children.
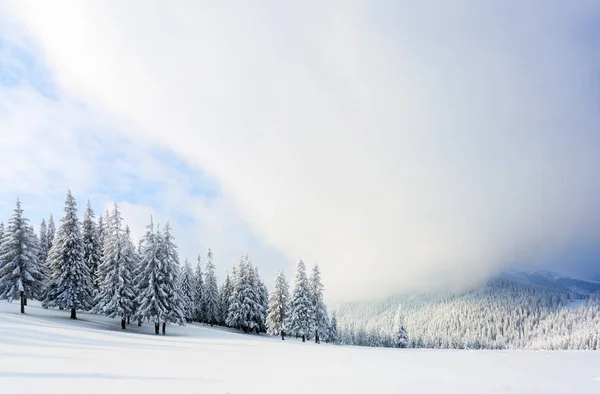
<box><xmin>4</xmin><ymin>0</ymin><xmax>600</xmax><ymax>301</ymax></box>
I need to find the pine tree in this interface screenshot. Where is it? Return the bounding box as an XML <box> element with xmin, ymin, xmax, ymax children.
<box><xmin>44</xmin><ymin>191</ymin><xmax>94</xmax><ymax>318</ymax></box>
<box><xmin>395</xmin><ymin>305</ymin><xmax>408</xmax><ymax>348</ymax></box>
<box><xmin>227</xmin><ymin>255</ymin><xmax>261</xmax><ymax>333</ymax></box>
<box><xmin>179</xmin><ymin>259</ymin><xmax>195</xmax><ymax>322</ymax></box>
<box><xmin>38</xmin><ymin>219</ymin><xmax>48</xmax><ymax>270</ymax></box>
<box><xmin>287</xmin><ymin>260</ymin><xmax>314</xmax><ymax>342</ymax></box>
<box><xmin>94</xmin><ymin>204</ymin><xmax>136</xmax><ymax>329</ymax></box>
<box><xmin>0</xmin><ymin>222</ymin><xmax>4</xmax><ymax>243</ymax></box>
<box><xmin>47</xmin><ymin>215</ymin><xmax>56</xmax><ymax>248</ymax></box>
<box><xmin>82</xmin><ymin>200</ymin><xmax>101</xmax><ymax>292</ymax></box>
<box><xmin>266</xmin><ymin>269</ymin><xmax>290</xmax><ymax>339</ymax></box>
<box><xmin>254</xmin><ymin>266</ymin><xmax>268</xmax><ymax>333</ymax></box>
<box><xmin>193</xmin><ymin>256</ymin><xmax>204</xmax><ymax>323</ymax></box>
<box><xmin>134</xmin><ymin>217</ymin><xmax>165</xmax><ymax>334</ymax></box>
<box><xmin>220</xmin><ymin>271</ymin><xmax>233</xmax><ymax>326</ymax></box>
<box><xmin>0</xmin><ymin>199</ymin><xmax>43</xmax><ymax>313</ymax></box>
<box><xmin>203</xmin><ymin>249</ymin><xmax>219</xmax><ymax>326</ymax></box>
<box><xmin>159</xmin><ymin>222</ymin><xmax>186</xmax><ymax>334</ymax></box>
<box><xmin>310</xmin><ymin>263</ymin><xmax>328</xmax><ymax>343</ymax></box>
<box><xmin>329</xmin><ymin>311</ymin><xmax>338</xmax><ymax>343</ymax></box>
<box><xmin>97</xmin><ymin>214</ymin><xmax>105</xmax><ymax>273</ymax></box>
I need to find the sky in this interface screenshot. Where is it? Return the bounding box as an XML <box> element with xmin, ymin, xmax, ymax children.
<box><xmin>1</xmin><ymin>1</ymin><xmax>600</xmax><ymax>302</ymax></box>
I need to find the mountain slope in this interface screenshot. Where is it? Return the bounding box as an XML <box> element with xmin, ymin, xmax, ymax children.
<box><xmin>334</xmin><ymin>271</ymin><xmax>600</xmax><ymax>350</ymax></box>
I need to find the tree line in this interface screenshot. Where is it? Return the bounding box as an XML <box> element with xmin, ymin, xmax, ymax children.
<box><xmin>0</xmin><ymin>191</ymin><xmax>336</xmax><ymax>341</ymax></box>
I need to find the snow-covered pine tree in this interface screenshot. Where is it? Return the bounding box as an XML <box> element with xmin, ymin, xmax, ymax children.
<box><xmin>123</xmin><ymin>226</ymin><xmax>140</xmax><ymax>325</ymax></box>
<box><xmin>395</xmin><ymin>305</ymin><xmax>408</xmax><ymax>348</ymax></box>
<box><xmin>44</xmin><ymin>191</ymin><xmax>94</xmax><ymax>318</ymax></box>
<box><xmin>179</xmin><ymin>259</ymin><xmax>195</xmax><ymax>322</ymax></box>
<box><xmin>227</xmin><ymin>255</ymin><xmax>261</xmax><ymax>333</ymax></box>
<box><xmin>203</xmin><ymin>249</ymin><xmax>220</xmax><ymax>326</ymax></box>
<box><xmin>220</xmin><ymin>271</ymin><xmax>233</xmax><ymax>326</ymax></box>
<box><xmin>82</xmin><ymin>200</ymin><xmax>101</xmax><ymax>292</ymax></box>
<box><xmin>329</xmin><ymin>311</ymin><xmax>338</xmax><ymax>343</ymax></box>
<box><xmin>0</xmin><ymin>199</ymin><xmax>43</xmax><ymax>313</ymax></box>
<box><xmin>94</xmin><ymin>204</ymin><xmax>136</xmax><ymax>329</ymax></box>
<box><xmin>47</xmin><ymin>214</ymin><xmax>56</xmax><ymax>248</ymax></box>
<box><xmin>254</xmin><ymin>266</ymin><xmax>268</xmax><ymax>333</ymax></box>
<box><xmin>134</xmin><ymin>217</ymin><xmax>165</xmax><ymax>333</ymax></box>
<box><xmin>310</xmin><ymin>263</ymin><xmax>328</xmax><ymax>343</ymax></box>
<box><xmin>38</xmin><ymin>219</ymin><xmax>48</xmax><ymax>270</ymax></box>
<box><xmin>0</xmin><ymin>222</ymin><xmax>4</xmax><ymax>242</ymax></box>
<box><xmin>287</xmin><ymin>260</ymin><xmax>315</xmax><ymax>342</ymax></box>
<box><xmin>159</xmin><ymin>222</ymin><xmax>186</xmax><ymax>334</ymax></box>
<box><xmin>96</xmin><ymin>214</ymin><xmax>105</xmax><ymax>268</ymax></box>
<box><xmin>266</xmin><ymin>269</ymin><xmax>290</xmax><ymax>339</ymax></box>
<box><xmin>193</xmin><ymin>256</ymin><xmax>204</xmax><ymax>323</ymax></box>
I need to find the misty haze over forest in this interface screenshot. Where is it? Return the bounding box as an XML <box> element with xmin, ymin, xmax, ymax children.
<box><xmin>1</xmin><ymin>1</ymin><xmax>600</xmax><ymax>304</ymax></box>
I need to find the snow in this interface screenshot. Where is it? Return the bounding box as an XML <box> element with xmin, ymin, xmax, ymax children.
<box><xmin>2</xmin><ymin>301</ymin><xmax>600</xmax><ymax>394</ymax></box>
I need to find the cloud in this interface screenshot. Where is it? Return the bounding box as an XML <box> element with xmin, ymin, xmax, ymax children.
<box><xmin>3</xmin><ymin>0</ymin><xmax>600</xmax><ymax>301</ymax></box>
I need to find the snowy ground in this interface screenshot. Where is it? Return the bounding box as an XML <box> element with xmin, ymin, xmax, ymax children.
<box><xmin>1</xmin><ymin>301</ymin><xmax>600</xmax><ymax>394</ymax></box>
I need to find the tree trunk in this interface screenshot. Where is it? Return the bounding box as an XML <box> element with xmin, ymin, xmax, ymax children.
<box><xmin>121</xmin><ymin>318</ymin><xmax>126</xmax><ymax>329</ymax></box>
<box><xmin>154</xmin><ymin>323</ymin><xmax>160</xmax><ymax>334</ymax></box>
<box><xmin>70</xmin><ymin>308</ymin><xmax>77</xmax><ymax>319</ymax></box>
<box><xmin>20</xmin><ymin>292</ymin><xmax>25</xmax><ymax>314</ymax></box>
<box><xmin>302</xmin><ymin>335</ymin><xmax>306</xmax><ymax>343</ymax></box>
<box><xmin>127</xmin><ymin>316</ymin><xmax>130</xmax><ymax>325</ymax></box>
<box><xmin>138</xmin><ymin>318</ymin><xmax>142</xmax><ymax>327</ymax></box>
<box><xmin>315</xmin><ymin>329</ymin><xmax>320</xmax><ymax>344</ymax></box>
<box><xmin>24</xmin><ymin>295</ymin><xmax>27</xmax><ymax>306</ymax></box>
<box><xmin>162</xmin><ymin>322</ymin><xmax>166</xmax><ymax>335</ymax></box>
<box><xmin>281</xmin><ymin>330</ymin><xmax>285</xmax><ymax>340</ymax></box>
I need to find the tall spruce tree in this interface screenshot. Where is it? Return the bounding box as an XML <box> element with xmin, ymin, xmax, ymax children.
<box><xmin>329</xmin><ymin>311</ymin><xmax>338</xmax><ymax>343</ymax></box>
<box><xmin>159</xmin><ymin>222</ymin><xmax>186</xmax><ymax>333</ymax></box>
<box><xmin>82</xmin><ymin>200</ymin><xmax>101</xmax><ymax>292</ymax></box>
<box><xmin>44</xmin><ymin>191</ymin><xmax>94</xmax><ymax>318</ymax></box>
<box><xmin>134</xmin><ymin>217</ymin><xmax>165</xmax><ymax>333</ymax></box>
<box><xmin>0</xmin><ymin>222</ymin><xmax>4</xmax><ymax>243</ymax></box>
<box><xmin>310</xmin><ymin>263</ymin><xmax>328</xmax><ymax>343</ymax></box>
<box><xmin>202</xmin><ymin>249</ymin><xmax>219</xmax><ymax>326</ymax></box>
<box><xmin>227</xmin><ymin>255</ymin><xmax>262</xmax><ymax>333</ymax></box>
<box><xmin>395</xmin><ymin>305</ymin><xmax>408</xmax><ymax>348</ymax></box>
<box><xmin>180</xmin><ymin>259</ymin><xmax>195</xmax><ymax>322</ymax></box>
<box><xmin>94</xmin><ymin>205</ymin><xmax>136</xmax><ymax>329</ymax></box>
<box><xmin>47</xmin><ymin>215</ymin><xmax>56</xmax><ymax>249</ymax></box>
<box><xmin>0</xmin><ymin>199</ymin><xmax>43</xmax><ymax>313</ymax></box>
<box><xmin>287</xmin><ymin>260</ymin><xmax>314</xmax><ymax>342</ymax></box>
<box><xmin>193</xmin><ymin>256</ymin><xmax>204</xmax><ymax>322</ymax></box>
<box><xmin>254</xmin><ymin>266</ymin><xmax>268</xmax><ymax>333</ymax></box>
<box><xmin>219</xmin><ymin>271</ymin><xmax>233</xmax><ymax>326</ymax></box>
<box><xmin>38</xmin><ymin>219</ymin><xmax>48</xmax><ymax>271</ymax></box>
<box><xmin>266</xmin><ymin>269</ymin><xmax>290</xmax><ymax>339</ymax></box>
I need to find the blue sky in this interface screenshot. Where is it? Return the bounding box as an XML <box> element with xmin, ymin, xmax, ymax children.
<box><xmin>1</xmin><ymin>1</ymin><xmax>600</xmax><ymax>301</ymax></box>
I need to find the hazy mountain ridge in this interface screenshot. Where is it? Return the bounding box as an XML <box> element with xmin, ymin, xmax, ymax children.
<box><xmin>335</xmin><ymin>271</ymin><xmax>600</xmax><ymax>349</ymax></box>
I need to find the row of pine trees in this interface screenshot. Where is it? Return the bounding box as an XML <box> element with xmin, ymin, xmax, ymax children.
<box><xmin>0</xmin><ymin>191</ymin><xmax>336</xmax><ymax>342</ymax></box>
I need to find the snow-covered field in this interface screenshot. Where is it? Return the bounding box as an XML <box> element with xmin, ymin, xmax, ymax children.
<box><xmin>1</xmin><ymin>301</ymin><xmax>600</xmax><ymax>394</ymax></box>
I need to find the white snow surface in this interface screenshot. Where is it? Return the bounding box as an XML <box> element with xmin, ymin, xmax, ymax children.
<box><xmin>1</xmin><ymin>301</ymin><xmax>600</xmax><ymax>394</ymax></box>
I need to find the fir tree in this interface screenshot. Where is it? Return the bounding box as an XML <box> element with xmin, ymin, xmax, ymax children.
<box><xmin>266</xmin><ymin>269</ymin><xmax>290</xmax><ymax>339</ymax></box>
<box><xmin>179</xmin><ymin>259</ymin><xmax>195</xmax><ymax>322</ymax></box>
<box><xmin>329</xmin><ymin>311</ymin><xmax>338</xmax><ymax>343</ymax></box>
<box><xmin>227</xmin><ymin>255</ymin><xmax>261</xmax><ymax>333</ymax></box>
<box><xmin>254</xmin><ymin>266</ymin><xmax>268</xmax><ymax>333</ymax></box>
<box><xmin>38</xmin><ymin>219</ymin><xmax>48</xmax><ymax>270</ymax></box>
<box><xmin>94</xmin><ymin>205</ymin><xmax>136</xmax><ymax>329</ymax></box>
<box><xmin>287</xmin><ymin>260</ymin><xmax>314</xmax><ymax>342</ymax></box>
<box><xmin>0</xmin><ymin>222</ymin><xmax>4</xmax><ymax>243</ymax></box>
<box><xmin>134</xmin><ymin>217</ymin><xmax>165</xmax><ymax>333</ymax></box>
<box><xmin>82</xmin><ymin>200</ymin><xmax>101</xmax><ymax>292</ymax></box>
<box><xmin>220</xmin><ymin>271</ymin><xmax>233</xmax><ymax>326</ymax></box>
<box><xmin>44</xmin><ymin>191</ymin><xmax>94</xmax><ymax>318</ymax></box>
<box><xmin>96</xmin><ymin>214</ymin><xmax>105</xmax><ymax>274</ymax></box>
<box><xmin>47</xmin><ymin>214</ymin><xmax>56</xmax><ymax>249</ymax></box>
<box><xmin>202</xmin><ymin>249</ymin><xmax>219</xmax><ymax>326</ymax></box>
<box><xmin>395</xmin><ymin>305</ymin><xmax>408</xmax><ymax>348</ymax></box>
<box><xmin>159</xmin><ymin>222</ymin><xmax>186</xmax><ymax>333</ymax></box>
<box><xmin>193</xmin><ymin>256</ymin><xmax>203</xmax><ymax>322</ymax></box>
<box><xmin>0</xmin><ymin>199</ymin><xmax>43</xmax><ymax>313</ymax></box>
<box><xmin>310</xmin><ymin>263</ymin><xmax>328</xmax><ymax>343</ymax></box>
